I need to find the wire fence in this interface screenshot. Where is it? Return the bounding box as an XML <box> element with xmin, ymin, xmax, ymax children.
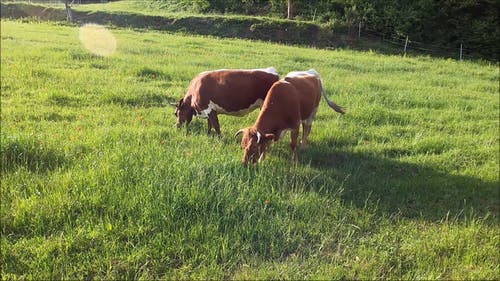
<box><xmin>354</xmin><ymin>22</ymin><xmax>473</xmax><ymax>60</ymax></box>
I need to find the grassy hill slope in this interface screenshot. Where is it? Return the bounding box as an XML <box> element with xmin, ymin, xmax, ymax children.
<box><xmin>1</xmin><ymin>19</ymin><xmax>499</xmax><ymax>279</ymax></box>
<box><xmin>0</xmin><ymin>2</ymin><xmax>344</xmax><ymax>49</ymax></box>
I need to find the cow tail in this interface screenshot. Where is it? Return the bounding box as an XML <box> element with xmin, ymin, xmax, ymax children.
<box><xmin>319</xmin><ymin>78</ymin><xmax>345</xmax><ymax>114</ymax></box>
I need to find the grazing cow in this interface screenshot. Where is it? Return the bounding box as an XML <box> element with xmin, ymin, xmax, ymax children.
<box><xmin>172</xmin><ymin>67</ymin><xmax>279</xmax><ymax>136</ymax></box>
<box><xmin>236</xmin><ymin>69</ymin><xmax>345</xmax><ymax>165</ymax></box>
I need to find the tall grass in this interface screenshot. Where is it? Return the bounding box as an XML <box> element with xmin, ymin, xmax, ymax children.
<box><xmin>1</xmin><ymin>19</ymin><xmax>498</xmax><ymax>279</ymax></box>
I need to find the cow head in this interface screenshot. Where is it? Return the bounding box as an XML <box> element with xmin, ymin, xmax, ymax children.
<box><xmin>236</xmin><ymin>128</ymin><xmax>275</xmax><ymax>165</ymax></box>
<box><xmin>172</xmin><ymin>98</ymin><xmax>195</xmax><ymax>128</ymax></box>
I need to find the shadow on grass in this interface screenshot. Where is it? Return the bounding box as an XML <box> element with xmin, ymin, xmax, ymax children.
<box><xmin>135</xmin><ymin>67</ymin><xmax>173</xmax><ymax>82</ymax></box>
<box><xmin>181</xmin><ymin>117</ymin><xmax>241</xmax><ymax>139</ymax></box>
<box><xmin>184</xmin><ymin>119</ymin><xmax>233</xmax><ymax>140</ymax></box>
<box><xmin>299</xmin><ymin>142</ymin><xmax>499</xmax><ymax>221</ymax></box>
<box><xmin>1</xmin><ymin>139</ymin><xmax>68</xmax><ymax>173</ymax></box>
<box><xmin>47</xmin><ymin>93</ymin><xmax>84</xmax><ymax>107</ymax></box>
<box><xmin>102</xmin><ymin>93</ymin><xmax>179</xmax><ymax>108</ymax></box>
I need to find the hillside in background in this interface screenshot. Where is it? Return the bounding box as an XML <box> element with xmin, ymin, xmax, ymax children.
<box><xmin>0</xmin><ymin>2</ymin><xmax>342</xmax><ymax>49</ymax></box>
<box><xmin>1</xmin><ymin>0</ymin><xmax>498</xmax><ymax>60</ymax></box>
<box><xmin>141</xmin><ymin>0</ymin><xmax>500</xmax><ymax>61</ymax></box>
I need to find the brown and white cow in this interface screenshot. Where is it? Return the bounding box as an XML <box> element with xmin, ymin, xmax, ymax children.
<box><xmin>172</xmin><ymin>67</ymin><xmax>279</xmax><ymax>136</ymax></box>
<box><xmin>236</xmin><ymin>69</ymin><xmax>345</xmax><ymax>165</ymax></box>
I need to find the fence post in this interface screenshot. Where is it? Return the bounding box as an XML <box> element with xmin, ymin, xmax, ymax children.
<box><xmin>404</xmin><ymin>36</ymin><xmax>409</xmax><ymax>54</ymax></box>
<box><xmin>460</xmin><ymin>44</ymin><xmax>463</xmax><ymax>60</ymax></box>
<box><xmin>358</xmin><ymin>22</ymin><xmax>361</xmax><ymax>38</ymax></box>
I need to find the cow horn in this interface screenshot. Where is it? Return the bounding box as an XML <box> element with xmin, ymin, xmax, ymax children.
<box><xmin>256</xmin><ymin>131</ymin><xmax>262</xmax><ymax>144</ymax></box>
<box><xmin>234</xmin><ymin>129</ymin><xmax>244</xmax><ymax>138</ymax></box>
<box><xmin>168</xmin><ymin>102</ymin><xmax>178</xmax><ymax>107</ymax></box>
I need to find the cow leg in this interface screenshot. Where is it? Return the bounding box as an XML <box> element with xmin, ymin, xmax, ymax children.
<box><xmin>290</xmin><ymin>128</ymin><xmax>299</xmax><ymax>163</ymax></box>
<box><xmin>301</xmin><ymin>123</ymin><xmax>312</xmax><ymax>149</ymax></box>
<box><xmin>208</xmin><ymin>111</ymin><xmax>221</xmax><ymax>137</ymax></box>
<box><xmin>301</xmin><ymin>107</ymin><xmax>317</xmax><ymax>149</ymax></box>
<box><xmin>207</xmin><ymin>119</ymin><xmax>212</xmax><ymax>134</ymax></box>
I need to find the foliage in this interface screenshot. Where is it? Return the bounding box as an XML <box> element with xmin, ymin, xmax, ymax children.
<box><xmin>143</xmin><ymin>0</ymin><xmax>499</xmax><ymax>60</ymax></box>
<box><xmin>353</xmin><ymin>0</ymin><xmax>500</xmax><ymax>61</ymax></box>
<box><xmin>140</xmin><ymin>0</ymin><xmax>270</xmax><ymax>15</ymax></box>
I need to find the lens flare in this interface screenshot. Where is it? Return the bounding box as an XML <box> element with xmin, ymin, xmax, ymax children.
<box><xmin>78</xmin><ymin>24</ymin><xmax>117</xmax><ymax>57</ymax></box>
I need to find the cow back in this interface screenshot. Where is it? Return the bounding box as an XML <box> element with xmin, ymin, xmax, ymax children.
<box><xmin>283</xmin><ymin>75</ymin><xmax>322</xmax><ymax>120</ymax></box>
<box><xmin>189</xmin><ymin>69</ymin><xmax>279</xmax><ymax>113</ymax></box>
<box><xmin>254</xmin><ymin>75</ymin><xmax>322</xmax><ymax>133</ymax></box>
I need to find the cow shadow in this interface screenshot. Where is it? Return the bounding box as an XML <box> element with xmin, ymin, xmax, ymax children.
<box><xmin>182</xmin><ymin>119</ymin><xmax>214</xmax><ymax>137</ymax></box>
<box><xmin>296</xmin><ymin>141</ymin><xmax>499</xmax><ymax>222</ymax></box>
<box><xmin>182</xmin><ymin>119</ymin><xmax>240</xmax><ymax>143</ymax></box>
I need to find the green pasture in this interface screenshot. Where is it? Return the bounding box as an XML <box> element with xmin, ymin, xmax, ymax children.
<box><xmin>1</xmin><ymin>19</ymin><xmax>498</xmax><ymax>279</ymax></box>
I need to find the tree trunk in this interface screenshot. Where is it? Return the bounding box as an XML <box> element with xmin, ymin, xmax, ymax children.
<box><xmin>65</xmin><ymin>0</ymin><xmax>73</xmax><ymax>23</ymax></box>
<box><xmin>287</xmin><ymin>0</ymin><xmax>294</xmax><ymax>20</ymax></box>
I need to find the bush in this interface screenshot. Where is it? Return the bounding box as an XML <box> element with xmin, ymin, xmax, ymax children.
<box><xmin>144</xmin><ymin>0</ymin><xmax>499</xmax><ymax>60</ymax></box>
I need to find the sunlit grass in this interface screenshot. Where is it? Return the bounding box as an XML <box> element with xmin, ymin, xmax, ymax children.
<box><xmin>1</xmin><ymin>19</ymin><xmax>499</xmax><ymax>279</ymax></box>
<box><xmin>78</xmin><ymin>23</ymin><xmax>117</xmax><ymax>57</ymax></box>
<box><xmin>72</xmin><ymin>0</ymin><xmax>281</xmax><ymax>20</ymax></box>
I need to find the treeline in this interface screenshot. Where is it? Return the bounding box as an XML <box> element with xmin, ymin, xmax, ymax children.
<box><xmin>148</xmin><ymin>0</ymin><xmax>499</xmax><ymax>60</ymax></box>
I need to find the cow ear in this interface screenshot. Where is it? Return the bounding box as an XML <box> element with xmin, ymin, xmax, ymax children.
<box><xmin>264</xmin><ymin>133</ymin><xmax>276</xmax><ymax>141</ymax></box>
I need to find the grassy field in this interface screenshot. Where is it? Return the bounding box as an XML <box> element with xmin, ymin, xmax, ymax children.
<box><xmin>1</xmin><ymin>19</ymin><xmax>499</xmax><ymax>279</ymax></box>
<box><xmin>72</xmin><ymin>0</ymin><xmax>258</xmax><ymax>18</ymax></box>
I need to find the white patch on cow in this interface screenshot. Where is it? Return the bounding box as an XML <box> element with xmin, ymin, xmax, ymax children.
<box><xmin>302</xmin><ymin>106</ymin><xmax>318</xmax><ymax>126</ymax></box>
<box><xmin>258</xmin><ymin>152</ymin><xmax>266</xmax><ymax>163</ymax></box>
<box><xmin>285</xmin><ymin>69</ymin><xmax>321</xmax><ymax>79</ymax></box>
<box><xmin>199</xmin><ymin>99</ymin><xmax>264</xmax><ymax>118</ymax></box>
<box><xmin>206</xmin><ymin>67</ymin><xmax>278</xmax><ymax>76</ymax></box>
<box><xmin>279</xmin><ymin>129</ymin><xmax>289</xmax><ymax>139</ymax></box>
<box><xmin>258</xmin><ymin>67</ymin><xmax>279</xmax><ymax>75</ymax></box>
<box><xmin>198</xmin><ymin>107</ymin><xmax>211</xmax><ymax>118</ymax></box>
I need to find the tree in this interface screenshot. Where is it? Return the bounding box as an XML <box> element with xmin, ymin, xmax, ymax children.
<box><xmin>287</xmin><ymin>0</ymin><xmax>294</xmax><ymax>19</ymax></box>
<box><xmin>65</xmin><ymin>0</ymin><xmax>73</xmax><ymax>23</ymax></box>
